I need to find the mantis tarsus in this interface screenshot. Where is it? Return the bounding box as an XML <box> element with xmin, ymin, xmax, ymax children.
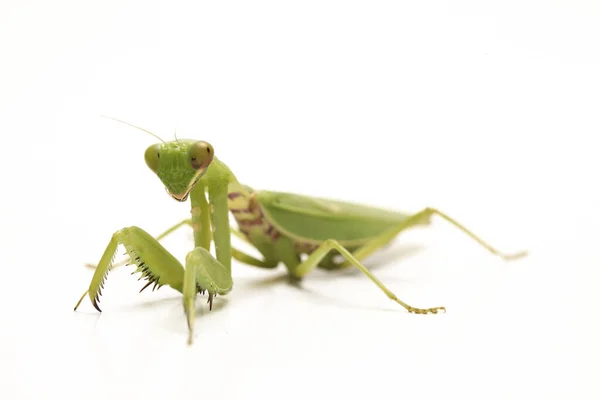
<box><xmin>75</xmin><ymin>118</ymin><xmax>527</xmax><ymax>345</ymax></box>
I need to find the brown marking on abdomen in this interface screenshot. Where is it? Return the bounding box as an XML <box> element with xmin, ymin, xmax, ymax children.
<box><xmin>230</xmin><ymin>208</ymin><xmax>254</xmax><ymax>215</ymax></box>
<box><xmin>237</xmin><ymin>218</ymin><xmax>264</xmax><ymax>227</ymax></box>
<box><xmin>228</xmin><ymin>191</ymin><xmax>282</xmax><ymax>243</ymax></box>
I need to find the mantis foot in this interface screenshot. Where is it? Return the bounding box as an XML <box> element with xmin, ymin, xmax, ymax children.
<box><xmin>500</xmin><ymin>250</ymin><xmax>528</xmax><ymax>261</ymax></box>
<box><xmin>406</xmin><ymin>305</ymin><xmax>446</xmax><ymax>314</ymax></box>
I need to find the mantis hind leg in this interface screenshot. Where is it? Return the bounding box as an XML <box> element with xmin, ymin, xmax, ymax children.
<box><xmin>342</xmin><ymin>207</ymin><xmax>527</xmax><ymax>268</ymax></box>
<box><xmin>287</xmin><ymin>239</ymin><xmax>445</xmax><ymax>314</ymax></box>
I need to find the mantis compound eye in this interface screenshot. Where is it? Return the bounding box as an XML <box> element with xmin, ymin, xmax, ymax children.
<box><xmin>144</xmin><ymin>144</ymin><xmax>161</xmax><ymax>173</ymax></box>
<box><xmin>189</xmin><ymin>141</ymin><xmax>214</xmax><ymax>170</ymax></box>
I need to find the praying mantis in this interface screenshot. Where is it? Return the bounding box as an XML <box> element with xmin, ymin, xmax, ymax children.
<box><xmin>74</xmin><ymin>118</ymin><xmax>527</xmax><ymax>345</ymax></box>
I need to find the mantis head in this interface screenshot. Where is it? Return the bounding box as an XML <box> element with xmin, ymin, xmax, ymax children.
<box><xmin>144</xmin><ymin>140</ymin><xmax>214</xmax><ymax>202</ymax></box>
<box><xmin>100</xmin><ymin>117</ymin><xmax>214</xmax><ymax>202</ymax></box>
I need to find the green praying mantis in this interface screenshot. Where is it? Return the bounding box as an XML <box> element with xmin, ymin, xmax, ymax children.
<box><xmin>75</xmin><ymin>118</ymin><xmax>527</xmax><ymax>345</ymax></box>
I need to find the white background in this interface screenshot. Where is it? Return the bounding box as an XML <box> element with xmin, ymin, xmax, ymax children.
<box><xmin>1</xmin><ymin>1</ymin><xmax>599</xmax><ymax>399</ymax></box>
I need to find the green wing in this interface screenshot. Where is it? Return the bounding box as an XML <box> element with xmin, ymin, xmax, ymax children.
<box><xmin>256</xmin><ymin>190</ymin><xmax>416</xmax><ymax>244</ymax></box>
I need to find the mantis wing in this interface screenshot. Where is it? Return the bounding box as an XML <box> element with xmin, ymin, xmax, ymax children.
<box><xmin>256</xmin><ymin>190</ymin><xmax>424</xmax><ymax>245</ymax></box>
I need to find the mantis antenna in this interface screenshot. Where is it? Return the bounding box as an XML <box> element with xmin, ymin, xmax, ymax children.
<box><xmin>101</xmin><ymin>115</ymin><xmax>166</xmax><ymax>144</ymax></box>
